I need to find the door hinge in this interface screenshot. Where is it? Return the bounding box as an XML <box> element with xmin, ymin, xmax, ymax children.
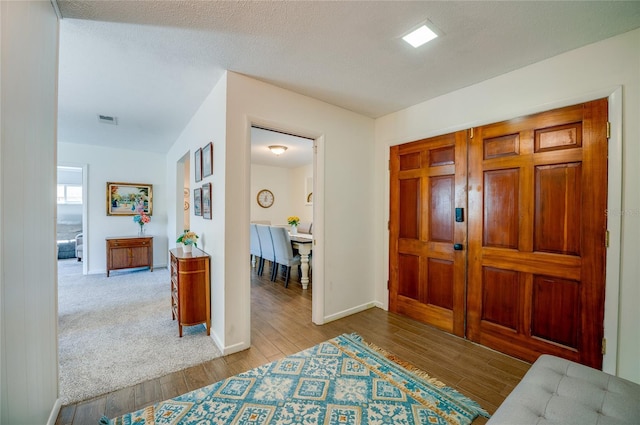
<box><xmin>469</xmin><ymin>128</ymin><xmax>474</xmax><ymax>139</ymax></box>
<box><xmin>387</xmin><ymin>220</ymin><xmax>390</xmax><ymax>230</ymax></box>
<box><xmin>602</xmin><ymin>337</ymin><xmax>607</xmax><ymax>355</ymax></box>
<box><xmin>313</xmin><ymin>143</ymin><xmax>318</xmax><ymax>154</ymax></box>
<box><xmin>387</xmin><ymin>280</ymin><xmax>390</xmax><ymax>289</ymax></box>
<box><xmin>605</xmin><ymin>230</ymin><xmax>610</xmax><ymax>248</ymax></box>
<box><xmin>606</xmin><ymin>121</ymin><xmax>611</xmax><ymax>139</ymax></box>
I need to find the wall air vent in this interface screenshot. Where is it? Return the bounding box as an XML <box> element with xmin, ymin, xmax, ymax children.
<box><xmin>97</xmin><ymin>114</ymin><xmax>118</xmax><ymax>125</ymax></box>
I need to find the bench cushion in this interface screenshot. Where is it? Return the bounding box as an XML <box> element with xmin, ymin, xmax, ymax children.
<box><xmin>488</xmin><ymin>354</ymin><xmax>640</xmax><ymax>425</ymax></box>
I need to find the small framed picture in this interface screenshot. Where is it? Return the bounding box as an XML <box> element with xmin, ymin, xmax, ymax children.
<box><xmin>194</xmin><ymin>148</ymin><xmax>202</xmax><ymax>182</ymax></box>
<box><xmin>202</xmin><ymin>182</ymin><xmax>212</xmax><ymax>219</ymax></box>
<box><xmin>202</xmin><ymin>142</ymin><xmax>213</xmax><ymax>177</ymax></box>
<box><xmin>193</xmin><ymin>188</ymin><xmax>202</xmax><ymax>216</ymax></box>
<box><xmin>106</xmin><ymin>182</ymin><xmax>153</xmax><ymax>216</ymax></box>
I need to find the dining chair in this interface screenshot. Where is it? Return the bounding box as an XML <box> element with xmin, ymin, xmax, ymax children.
<box><xmin>297</xmin><ymin>222</ymin><xmax>312</xmax><ymax>234</ymax></box>
<box><xmin>255</xmin><ymin>224</ymin><xmax>275</xmax><ymax>278</ymax></box>
<box><xmin>269</xmin><ymin>226</ymin><xmax>301</xmax><ymax>287</ymax></box>
<box><xmin>249</xmin><ymin>223</ymin><xmax>262</xmax><ymax>273</ymax></box>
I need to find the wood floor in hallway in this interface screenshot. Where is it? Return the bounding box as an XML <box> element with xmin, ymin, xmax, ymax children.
<box><xmin>56</xmin><ymin>266</ymin><xmax>530</xmax><ymax>424</ymax></box>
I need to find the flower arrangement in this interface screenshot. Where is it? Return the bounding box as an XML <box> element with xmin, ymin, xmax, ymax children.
<box><xmin>133</xmin><ymin>211</ymin><xmax>150</xmax><ymax>234</ymax></box>
<box><xmin>176</xmin><ymin>230</ymin><xmax>199</xmax><ymax>247</ymax></box>
<box><xmin>287</xmin><ymin>216</ymin><xmax>300</xmax><ymax>226</ymax></box>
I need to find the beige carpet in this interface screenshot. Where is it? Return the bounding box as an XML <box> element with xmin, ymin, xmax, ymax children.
<box><xmin>58</xmin><ymin>259</ymin><xmax>222</xmax><ymax>405</ymax></box>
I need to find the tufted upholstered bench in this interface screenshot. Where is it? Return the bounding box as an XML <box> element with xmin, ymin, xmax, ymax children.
<box><xmin>487</xmin><ymin>354</ymin><xmax>640</xmax><ymax>424</ymax></box>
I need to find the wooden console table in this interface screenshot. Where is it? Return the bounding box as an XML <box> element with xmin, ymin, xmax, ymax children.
<box><xmin>106</xmin><ymin>236</ymin><xmax>153</xmax><ymax>277</ymax></box>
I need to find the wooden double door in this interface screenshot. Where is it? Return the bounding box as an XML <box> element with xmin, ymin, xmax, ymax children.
<box><xmin>389</xmin><ymin>99</ymin><xmax>608</xmax><ymax>368</ymax></box>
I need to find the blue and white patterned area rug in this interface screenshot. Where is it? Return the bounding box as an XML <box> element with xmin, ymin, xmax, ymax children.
<box><xmin>102</xmin><ymin>333</ymin><xmax>489</xmax><ymax>425</ymax></box>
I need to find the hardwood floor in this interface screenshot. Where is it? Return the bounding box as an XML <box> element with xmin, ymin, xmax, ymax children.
<box><xmin>56</xmin><ymin>265</ymin><xmax>530</xmax><ymax>424</ymax></box>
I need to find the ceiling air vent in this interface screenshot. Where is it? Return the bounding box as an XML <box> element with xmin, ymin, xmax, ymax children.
<box><xmin>97</xmin><ymin>114</ymin><xmax>118</xmax><ymax>125</ymax></box>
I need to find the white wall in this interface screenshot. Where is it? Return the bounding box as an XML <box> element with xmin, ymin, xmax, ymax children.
<box><xmin>0</xmin><ymin>1</ymin><xmax>60</xmax><ymax>423</ymax></box>
<box><xmin>166</xmin><ymin>73</ymin><xmax>227</xmax><ymax>350</ymax></box>
<box><xmin>183</xmin><ymin>156</ymin><xmax>190</xmax><ymax>231</ymax></box>
<box><xmin>290</xmin><ymin>164</ymin><xmax>313</xmax><ymax>223</ymax></box>
<box><xmin>250</xmin><ymin>163</ymin><xmax>313</xmax><ymax>225</ymax></box>
<box><xmin>58</xmin><ymin>142</ymin><xmax>168</xmax><ymax>273</ymax></box>
<box><xmin>225</xmin><ymin>72</ymin><xmax>376</xmax><ymax>349</ymax></box>
<box><xmin>375</xmin><ymin>29</ymin><xmax>640</xmax><ymax>383</ymax></box>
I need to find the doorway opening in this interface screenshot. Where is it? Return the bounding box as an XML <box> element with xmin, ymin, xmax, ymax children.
<box><xmin>249</xmin><ymin>125</ymin><xmax>315</xmax><ymax>295</ymax></box>
<box><xmin>176</xmin><ymin>151</ymin><xmax>191</xmax><ymax>235</ymax></box>
<box><xmin>57</xmin><ymin>164</ymin><xmax>87</xmax><ymax>274</ymax></box>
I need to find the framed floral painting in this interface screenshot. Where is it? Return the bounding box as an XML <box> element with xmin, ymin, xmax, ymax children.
<box><xmin>107</xmin><ymin>182</ymin><xmax>153</xmax><ymax>216</ymax></box>
<box><xmin>202</xmin><ymin>182</ymin><xmax>212</xmax><ymax>219</ymax></box>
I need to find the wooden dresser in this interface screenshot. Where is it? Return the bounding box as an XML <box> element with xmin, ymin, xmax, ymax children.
<box><xmin>170</xmin><ymin>247</ymin><xmax>211</xmax><ymax>337</ymax></box>
<box><xmin>106</xmin><ymin>236</ymin><xmax>153</xmax><ymax>277</ymax></box>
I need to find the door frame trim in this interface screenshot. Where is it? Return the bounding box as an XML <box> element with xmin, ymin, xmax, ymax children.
<box><xmin>245</xmin><ymin>115</ymin><xmax>326</xmax><ymax>325</ymax></box>
<box><xmin>603</xmin><ymin>86</ymin><xmax>622</xmax><ymax>375</ymax></box>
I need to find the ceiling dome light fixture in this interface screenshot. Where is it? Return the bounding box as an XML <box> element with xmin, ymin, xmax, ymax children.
<box><xmin>268</xmin><ymin>145</ymin><xmax>288</xmax><ymax>155</ymax></box>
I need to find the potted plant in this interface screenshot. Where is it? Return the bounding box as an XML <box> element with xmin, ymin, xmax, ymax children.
<box><xmin>133</xmin><ymin>211</ymin><xmax>150</xmax><ymax>235</ymax></box>
<box><xmin>176</xmin><ymin>230</ymin><xmax>199</xmax><ymax>253</ymax></box>
<box><xmin>287</xmin><ymin>216</ymin><xmax>300</xmax><ymax>234</ymax></box>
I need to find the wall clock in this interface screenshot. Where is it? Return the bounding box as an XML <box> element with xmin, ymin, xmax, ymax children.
<box><xmin>257</xmin><ymin>189</ymin><xmax>274</xmax><ymax>208</ymax></box>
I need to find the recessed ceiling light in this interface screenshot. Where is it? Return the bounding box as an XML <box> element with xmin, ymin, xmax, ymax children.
<box><xmin>402</xmin><ymin>25</ymin><xmax>438</xmax><ymax>48</ymax></box>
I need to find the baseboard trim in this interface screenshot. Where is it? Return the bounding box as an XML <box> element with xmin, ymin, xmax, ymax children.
<box><xmin>208</xmin><ymin>329</ymin><xmax>250</xmax><ymax>356</ymax></box>
<box><xmin>323</xmin><ymin>301</ymin><xmax>377</xmax><ymax>323</ymax></box>
<box><xmin>47</xmin><ymin>398</ymin><xmax>62</xmax><ymax>425</ymax></box>
<box><xmin>222</xmin><ymin>340</ymin><xmax>250</xmax><ymax>355</ymax></box>
<box><xmin>371</xmin><ymin>300</ymin><xmax>385</xmax><ymax>309</ymax></box>
<box><xmin>209</xmin><ymin>330</ymin><xmax>224</xmax><ymax>353</ymax></box>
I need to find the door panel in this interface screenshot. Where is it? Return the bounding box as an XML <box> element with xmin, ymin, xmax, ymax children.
<box><xmin>398</xmin><ymin>254</ymin><xmax>419</xmax><ymax>299</ymax></box>
<box><xmin>389</xmin><ymin>131</ymin><xmax>467</xmax><ymax>336</ymax></box>
<box><xmin>481</xmin><ymin>267</ymin><xmax>519</xmax><ymax>330</ymax></box>
<box><xmin>399</xmin><ymin>179</ymin><xmax>420</xmax><ymax>239</ymax></box>
<box><xmin>430</xmin><ymin>176</ymin><xmax>454</xmax><ymax>242</ymax></box>
<box><xmin>427</xmin><ymin>258</ymin><xmax>454</xmax><ymax>310</ymax></box>
<box><xmin>483</xmin><ymin>169</ymin><xmax>520</xmax><ymax>248</ymax></box>
<box><xmin>534</xmin><ymin>163</ymin><xmax>581</xmax><ymax>255</ymax></box>
<box><xmin>467</xmin><ymin>99</ymin><xmax>607</xmax><ymax>368</ymax></box>
<box><xmin>531</xmin><ymin>275</ymin><xmax>580</xmax><ymax>348</ymax></box>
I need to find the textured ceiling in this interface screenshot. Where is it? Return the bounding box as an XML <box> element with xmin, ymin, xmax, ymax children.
<box><xmin>57</xmin><ymin>1</ymin><xmax>640</xmax><ymax>153</ymax></box>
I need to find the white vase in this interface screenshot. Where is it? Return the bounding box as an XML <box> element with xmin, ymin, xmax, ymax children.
<box><xmin>183</xmin><ymin>244</ymin><xmax>192</xmax><ymax>253</ymax></box>
<box><xmin>291</xmin><ymin>225</ymin><xmax>298</xmax><ymax>235</ymax></box>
